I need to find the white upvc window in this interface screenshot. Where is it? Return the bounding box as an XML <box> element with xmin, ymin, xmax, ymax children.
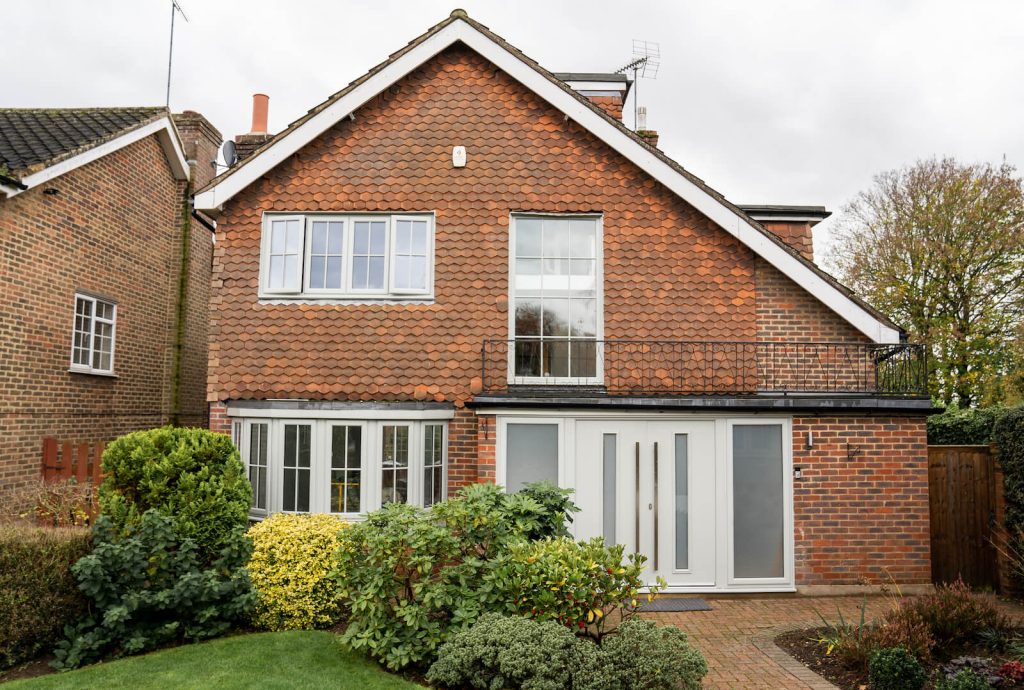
<box><xmin>509</xmin><ymin>214</ymin><xmax>603</xmax><ymax>384</ymax></box>
<box><xmin>69</xmin><ymin>292</ymin><xmax>117</xmax><ymax>375</ymax></box>
<box><xmin>260</xmin><ymin>213</ymin><xmax>434</xmax><ymax>299</ymax></box>
<box><xmin>232</xmin><ymin>415</ymin><xmax>447</xmax><ymax>519</ymax></box>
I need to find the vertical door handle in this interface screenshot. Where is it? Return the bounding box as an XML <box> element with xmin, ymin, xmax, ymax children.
<box><xmin>634</xmin><ymin>441</ymin><xmax>640</xmax><ymax>553</ymax></box>
<box><xmin>653</xmin><ymin>441</ymin><xmax>659</xmax><ymax>571</ymax></box>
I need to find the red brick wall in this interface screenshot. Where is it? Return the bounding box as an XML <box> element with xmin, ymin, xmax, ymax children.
<box><xmin>0</xmin><ymin>134</ymin><xmax>211</xmax><ymax>492</ymax></box>
<box><xmin>792</xmin><ymin>415</ymin><xmax>931</xmax><ymax>585</ymax></box>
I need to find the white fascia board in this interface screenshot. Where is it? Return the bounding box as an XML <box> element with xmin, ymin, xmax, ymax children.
<box><xmin>746</xmin><ymin>215</ymin><xmax>821</xmax><ymax>223</ymax></box>
<box><xmin>5</xmin><ymin>117</ymin><xmax>188</xmax><ymax>199</ymax></box>
<box><xmin>226</xmin><ymin>406</ymin><xmax>455</xmax><ymax>420</ymax></box>
<box><xmin>195</xmin><ymin>19</ymin><xmax>899</xmax><ymax>344</ymax></box>
<box><xmin>564</xmin><ymin>80</ymin><xmax>628</xmax><ymax>92</ymax></box>
<box><xmin>0</xmin><ymin>184</ymin><xmax>23</xmax><ymax>198</ymax></box>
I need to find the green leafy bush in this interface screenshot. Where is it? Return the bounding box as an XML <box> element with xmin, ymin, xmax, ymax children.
<box><xmin>578</xmin><ymin>619</ymin><xmax>708</xmax><ymax>690</ymax></box>
<box><xmin>928</xmin><ymin>406</ymin><xmax>1009</xmax><ymax>445</ymax></box>
<box><xmin>488</xmin><ymin>537</ymin><xmax>661</xmax><ymax>641</ymax></box>
<box><xmin>426</xmin><ymin>613</ymin><xmax>596</xmax><ymax>690</ymax></box>
<box><xmin>99</xmin><ymin>427</ymin><xmax>250</xmax><ymax>560</ymax></box>
<box><xmin>894</xmin><ymin>580</ymin><xmax>1009</xmax><ymax>648</ymax></box>
<box><xmin>996</xmin><ymin>407</ymin><xmax>1024</xmax><ymax>537</ymax></box>
<box><xmin>0</xmin><ymin>525</ymin><xmax>91</xmax><ymax>669</ymax></box>
<box><xmin>515</xmin><ymin>481</ymin><xmax>579</xmax><ymax>540</ymax></box>
<box><xmin>53</xmin><ymin>510</ymin><xmax>254</xmax><ymax>670</ymax></box>
<box><xmin>868</xmin><ymin>647</ymin><xmax>926</xmax><ymax>690</ymax></box>
<box><xmin>248</xmin><ymin>513</ymin><xmax>348</xmax><ymax>631</ymax></box>
<box><xmin>936</xmin><ymin>668</ymin><xmax>994</xmax><ymax>690</ymax></box>
<box><xmin>334</xmin><ymin>483</ymin><xmax>557</xmax><ymax>670</ymax></box>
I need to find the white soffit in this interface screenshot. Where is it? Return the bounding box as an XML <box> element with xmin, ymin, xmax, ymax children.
<box><xmin>193</xmin><ymin>19</ymin><xmax>899</xmax><ymax>344</ymax></box>
<box><xmin>3</xmin><ymin>117</ymin><xmax>189</xmax><ymax>199</ymax></box>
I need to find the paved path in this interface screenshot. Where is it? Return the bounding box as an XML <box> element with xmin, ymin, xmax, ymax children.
<box><xmin>643</xmin><ymin>594</ymin><xmax>1024</xmax><ymax>689</ymax></box>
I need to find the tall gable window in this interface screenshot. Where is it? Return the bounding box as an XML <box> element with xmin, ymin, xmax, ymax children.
<box><xmin>70</xmin><ymin>293</ymin><xmax>117</xmax><ymax>375</ymax></box>
<box><xmin>510</xmin><ymin>215</ymin><xmax>602</xmax><ymax>383</ymax></box>
<box><xmin>260</xmin><ymin>213</ymin><xmax>434</xmax><ymax>299</ymax></box>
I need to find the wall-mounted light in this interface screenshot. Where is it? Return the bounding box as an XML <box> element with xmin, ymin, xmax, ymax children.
<box><xmin>794</xmin><ymin>466</ymin><xmax>804</xmax><ymax>480</ymax></box>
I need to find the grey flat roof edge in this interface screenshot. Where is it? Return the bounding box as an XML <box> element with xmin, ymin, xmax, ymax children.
<box><xmin>227</xmin><ymin>399</ymin><xmax>454</xmax><ymax>411</ymax></box>
<box><xmin>467</xmin><ymin>395</ymin><xmax>937</xmax><ymax>414</ymax></box>
<box><xmin>738</xmin><ymin>204</ymin><xmax>832</xmax><ymax>219</ymax></box>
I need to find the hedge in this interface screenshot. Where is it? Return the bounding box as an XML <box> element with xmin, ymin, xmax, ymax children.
<box><xmin>0</xmin><ymin>525</ymin><xmax>91</xmax><ymax>669</ymax></box>
<box><xmin>994</xmin><ymin>407</ymin><xmax>1024</xmax><ymax>536</ymax></box>
<box><xmin>927</xmin><ymin>406</ymin><xmax>1011</xmax><ymax>445</ymax></box>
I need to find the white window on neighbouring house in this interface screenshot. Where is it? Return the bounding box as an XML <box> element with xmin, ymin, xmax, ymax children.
<box><xmin>233</xmin><ymin>417</ymin><xmax>447</xmax><ymax>518</ymax></box>
<box><xmin>70</xmin><ymin>293</ymin><xmax>117</xmax><ymax>375</ymax></box>
<box><xmin>510</xmin><ymin>215</ymin><xmax>601</xmax><ymax>383</ymax></box>
<box><xmin>260</xmin><ymin>213</ymin><xmax>434</xmax><ymax>299</ymax></box>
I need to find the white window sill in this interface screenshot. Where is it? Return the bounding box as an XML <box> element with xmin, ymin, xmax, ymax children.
<box><xmin>68</xmin><ymin>367</ymin><xmax>118</xmax><ymax>379</ymax></box>
<box><xmin>258</xmin><ymin>296</ymin><xmax>435</xmax><ymax>306</ymax></box>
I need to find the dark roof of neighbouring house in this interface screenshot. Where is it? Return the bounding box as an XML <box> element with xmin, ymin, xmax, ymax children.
<box><xmin>0</xmin><ymin>107</ymin><xmax>166</xmax><ymax>178</ymax></box>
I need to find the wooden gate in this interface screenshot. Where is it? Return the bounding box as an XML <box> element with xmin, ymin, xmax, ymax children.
<box><xmin>928</xmin><ymin>445</ymin><xmax>1000</xmax><ymax>589</ymax></box>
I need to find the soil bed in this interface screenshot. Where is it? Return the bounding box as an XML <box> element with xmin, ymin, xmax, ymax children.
<box><xmin>776</xmin><ymin>626</ymin><xmax>1024</xmax><ymax>690</ymax></box>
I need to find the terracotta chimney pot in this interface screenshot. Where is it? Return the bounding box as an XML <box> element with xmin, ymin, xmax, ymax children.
<box><xmin>250</xmin><ymin>94</ymin><xmax>269</xmax><ymax>134</ymax></box>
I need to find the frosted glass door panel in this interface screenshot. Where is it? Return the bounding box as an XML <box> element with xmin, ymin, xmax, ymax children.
<box><xmin>732</xmin><ymin>425</ymin><xmax>784</xmax><ymax>579</ymax></box>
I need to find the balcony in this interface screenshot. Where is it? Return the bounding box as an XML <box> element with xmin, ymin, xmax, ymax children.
<box><xmin>480</xmin><ymin>340</ymin><xmax>929</xmax><ymax>398</ymax></box>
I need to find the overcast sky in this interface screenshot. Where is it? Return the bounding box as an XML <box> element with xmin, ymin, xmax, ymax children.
<box><xmin>5</xmin><ymin>1</ymin><xmax>1023</xmax><ymax>252</ymax></box>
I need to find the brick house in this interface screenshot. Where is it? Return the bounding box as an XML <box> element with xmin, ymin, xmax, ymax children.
<box><xmin>0</xmin><ymin>107</ymin><xmax>221</xmax><ymax>492</ymax></box>
<box><xmin>196</xmin><ymin>11</ymin><xmax>933</xmax><ymax>593</ymax></box>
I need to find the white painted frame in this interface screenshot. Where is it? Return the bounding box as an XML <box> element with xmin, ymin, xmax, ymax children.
<box><xmin>724</xmin><ymin>417</ymin><xmax>795</xmax><ymax>588</ymax></box>
<box><xmin>230</xmin><ymin>412</ymin><xmax>450</xmax><ymax>520</ymax></box>
<box><xmin>2</xmin><ymin>116</ymin><xmax>188</xmax><ymax>199</ymax></box>
<box><xmin>388</xmin><ymin>215</ymin><xmax>435</xmax><ymax>296</ymax></box>
<box><xmin>194</xmin><ymin>17</ymin><xmax>898</xmax><ymax>344</ymax></box>
<box><xmin>68</xmin><ymin>292</ymin><xmax>117</xmax><ymax>376</ymax></box>
<box><xmin>507</xmin><ymin>213</ymin><xmax>605</xmax><ymax>386</ymax></box>
<box><xmin>491</xmin><ymin>409</ymin><xmax>795</xmax><ymax>593</ymax></box>
<box><xmin>258</xmin><ymin>212</ymin><xmax>435</xmax><ymax>301</ymax></box>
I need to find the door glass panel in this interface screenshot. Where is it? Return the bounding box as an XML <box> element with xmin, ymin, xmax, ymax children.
<box><xmin>733</xmin><ymin>425</ymin><xmax>784</xmax><ymax>578</ymax></box>
<box><xmin>505</xmin><ymin>424</ymin><xmax>558</xmax><ymax>493</ymax></box>
<box><xmin>247</xmin><ymin>423</ymin><xmax>269</xmax><ymax>512</ymax></box>
<box><xmin>423</xmin><ymin>424</ymin><xmax>445</xmax><ymax>507</ymax></box>
<box><xmin>330</xmin><ymin>426</ymin><xmax>362</xmax><ymax>513</ymax></box>
<box><xmin>283</xmin><ymin>424</ymin><xmax>311</xmax><ymax>512</ymax></box>
<box><xmin>674</xmin><ymin>434</ymin><xmax>688</xmax><ymax>570</ymax></box>
<box><xmin>381</xmin><ymin>425</ymin><xmax>409</xmax><ymax>504</ymax></box>
<box><xmin>603</xmin><ymin>433</ymin><xmax>616</xmax><ymax>544</ymax></box>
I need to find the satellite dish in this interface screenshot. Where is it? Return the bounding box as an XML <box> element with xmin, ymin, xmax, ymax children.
<box><xmin>221</xmin><ymin>140</ymin><xmax>238</xmax><ymax>167</ymax></box>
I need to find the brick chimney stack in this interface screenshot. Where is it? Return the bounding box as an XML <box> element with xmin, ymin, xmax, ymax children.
<box><xmin>172</xmin><ymin>111</ymin><xmax>223</xmax><ymax>189</ymax></box>
<box><xmin>635</xmin><ymin>106</ymin><xmax>659</xmax><ymax>148</ymax></box>
<box><xmin>554</xmin><ymin>73</ymin><xmax>632</xmax><ymax>122</ymax></box>
<box><xmin>234</xmin><ymin>94</ymin><xmax>273</xmax><ymax>163</ymax></box>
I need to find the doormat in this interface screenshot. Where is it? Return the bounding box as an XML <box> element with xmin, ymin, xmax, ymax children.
<box><xmin>633</xmin><ymin>597</ymin><xmax>712</xmax><ymax>613</ymax></box>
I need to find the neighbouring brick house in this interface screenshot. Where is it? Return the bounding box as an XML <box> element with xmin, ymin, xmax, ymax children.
<box><xmin>196</xmin><ymin>11</ymin><xmax>933</xmax><ymax>592</ymax></box>
<box><xmin>0</xmin><ymin>107</ymin><xmax>221</xmax><ymax>493</ymax></box>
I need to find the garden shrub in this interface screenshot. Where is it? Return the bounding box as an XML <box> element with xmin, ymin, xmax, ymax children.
<box><xmin>995</xmin><ymin>407</ymin><xmax>1024</xmax><ymax>537</ymax></box>
<box><xmin>248</xmin><ymin>513</ymin><xmax>348</xmax><ymax>631</ymax></box>
<box><xmin>868</xmin><ymin>647</ymin><xmax>926</xmax><ymax>690</ymax></box>
<box><xmin>426</xmin><ymin>613</ymin><xmax>596</xmax><ymax>690</ymax></box>
<box><xmin>928</xmin><ymin>406</ymin><xmax>1009</xmax><ymax>445</ymax></box>
<box><xmin>487</xmin><ymin>536</ymin><xmax>661</xmax><ymax>641</ymax></box>
<box><xmin>814</xmin><ymin>599</ymin><xmax>879</xmax><ymax>669</ymax></box>
<box><xmin>864</xmin><ymin>607</ymin><xmax>933</xmax><ymax>663</ymax></box>
<box><xmin>53</xmin><ymin>510</ymin><xmax>254</xmax><ymax>670</ymax></box>
<box><xmin>99</xmin><ymin>426</ymin><xmax>250</xmax><ymax>560</ymax></box>
<box><xmin>936</xmin><ymin>668</ymin><xmax>995</xmax><ymax>690</ymax></box>
<box><xmin>334</xmin><ymin>483</ymin><xmax>560</xmax><ymax>670</ymax></box>
<box><xmin>514</xmin><ymin>481</ymin><xmax>579</xmax><ymax>540</ymax></box>
<box><xmin>0</xmin><ymin>525</ymin><xmax>91</xmax><ymax>669</ymax></box>
<box><xmin>577</xmin><ymin>619</ymin><xmax>708</xmax><ymax>690</ymax></box>
<box><xmin>894</xmin><ymin>580</ymin><xmax>1010</xmax><ymax>648</ymax></box>
<box><xmin>0</xmin><ymin>478</ymin><xmax>96</xmax><ymax>527</ymax></box>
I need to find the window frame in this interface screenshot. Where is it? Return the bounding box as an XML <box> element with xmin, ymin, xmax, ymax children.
<box><xmin>228</xmin><ymin>414</ymin><xmax>447</xmax><ymax>520</ymax></box>
<box><xmin>259</xmin><ymin>212</ymin><xmax>435</xmax><ymax>300</ymax></box>
<box><xmin>507</xmin><ymin>213</ymin><xmax>604</xmax><ymax>386</ymax></box>
<box><xmin>69</xmin><ymin>292</ymin><xmax>118</xmax><ymax>376</ymax></box>
<box><xmin>495</xmin><ymin>416</ymin><xmax>566</xmax><ymax>492</ymax></box>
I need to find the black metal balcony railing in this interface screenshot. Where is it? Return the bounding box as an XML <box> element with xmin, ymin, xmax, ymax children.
<box><xmin>480</xmin><ymin>340</ymin><xmax>929</xmax><ymax>397</ymax></box>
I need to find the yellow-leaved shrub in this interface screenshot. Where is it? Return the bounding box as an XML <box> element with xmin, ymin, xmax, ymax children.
<box><xmin>247</xmin><ymin>513</ymin><xmax>348</xmax><ymax>631</ymax></box>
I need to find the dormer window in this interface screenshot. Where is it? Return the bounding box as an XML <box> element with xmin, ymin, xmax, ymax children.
<box><xmin>259</xmin><ymin>213</ymin><xmax>434</xmax><ymax>299</ymax></box>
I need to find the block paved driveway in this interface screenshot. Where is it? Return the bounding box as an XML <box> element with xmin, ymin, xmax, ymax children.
<box><xmin>643</xmin><ymin>594</ymin><xmax>1024</xmax><ymax>689</ymax></box>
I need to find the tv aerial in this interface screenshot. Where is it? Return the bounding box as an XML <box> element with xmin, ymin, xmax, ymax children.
<box><xmin>616</xmin><ymin>39</ymin><xmax>661</xmax><ymax>132</ymax></box>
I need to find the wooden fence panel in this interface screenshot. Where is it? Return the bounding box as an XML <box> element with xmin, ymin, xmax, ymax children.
<box><xmin>928</xmin><ymin>445</ymin><xmax>999</xmax><ymax>589</ymax></box>
<box><xmin>41</xmin><ymin>437</ymin><xmax>107</xmax><ymax>485</ymax></box>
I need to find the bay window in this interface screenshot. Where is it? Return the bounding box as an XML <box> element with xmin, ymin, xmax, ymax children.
<box><xmin>510</xmin><ymin>215</ymin><xmax>601</xmax><ymax>383</ymax></box>
<box><xmin>233</xmin><ymin>416</ymin><xmax>446</xmax><ymax>518</ymax></box>
<box><xmin>260</xmin><ymin>213</ymin><xmax>433</xmax><ymax>299</ymax></box>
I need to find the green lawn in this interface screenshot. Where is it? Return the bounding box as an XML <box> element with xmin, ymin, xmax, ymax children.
<box><xmin>5</xmin><ymin>631</ymin><xmax>421</xmax><ymax>690</ymax></box>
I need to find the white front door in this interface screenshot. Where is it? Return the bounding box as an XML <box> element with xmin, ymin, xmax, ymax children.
<box><xmin>574</xmin><ymin>420</ymin><xmax>716</xmax><ymax>588</ymax></box>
